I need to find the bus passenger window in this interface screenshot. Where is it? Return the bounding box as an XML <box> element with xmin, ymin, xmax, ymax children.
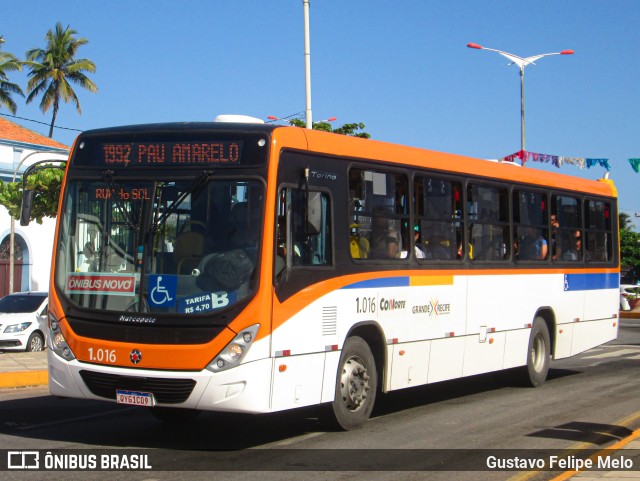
<box><xmin>414</xmin><ymin>176</ymin><xmax>462</xmax><ymax>261</ymax></box>
<box><xmin>468</xmin><ymin>184</ymin><xmax>509</xmax><ymax>261</ymax></box>
<box><xmin>348</xmin><ymin>168</ymin><xmax>408</xmax><ymax>260</ymax></box>
<box><xmin>513</xmin><ymin>190</ymin><xmax>548</xmax><ymax>261</ymax></box>
<box><xmin>584</xmin><ymin>200</ymin><xmax>613</xmax><ymax>262</ymax></box>
<box><xmin>552</xmin><ymin>194</ymin><xmax>582</xmax><ymax>262</ymax></box>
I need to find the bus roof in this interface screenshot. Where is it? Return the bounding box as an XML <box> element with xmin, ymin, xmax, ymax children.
<box><xmin>289</xmin><ymin>126</ymin><xmax>617</xmax><ymax>199</ymax></box>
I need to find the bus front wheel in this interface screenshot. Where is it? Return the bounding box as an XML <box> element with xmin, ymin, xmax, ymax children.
<box><xmin>521</xmin><ymin>318</ymin><xmax>551</xmax><ymax>387</ymax></box>
<box><xmin>331</xmin><ymin>336</ymin><xmax>377</xmax><ymax>430</ymax></box>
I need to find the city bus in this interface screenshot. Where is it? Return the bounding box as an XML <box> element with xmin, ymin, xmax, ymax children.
<box><xmin>23</xmin><ymin>117</ymin><xmax>619</xmax><ymax>429</ymax></box>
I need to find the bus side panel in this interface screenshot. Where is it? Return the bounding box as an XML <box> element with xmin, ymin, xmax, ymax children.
<box><xmin>427</xmin><ymin>337</ymin><xmax>465</xmax><ymax>383</ymax></box>
<box><xmin>462</xmin><ymin>331</ymin><xmax>506</xmax><ymax>377</ymax></box>
<box><xmin>570</xmin><ymin>318</ymin><xmax>618</xmax><ymax>357</ymax></box>
<box><xmin>503</xmin><ymin>329</ymin><xmax>531</xmax><ymax>368</ymax></box>
<box><xmin>321</xmin><ymin>350</ymin><xmax>341</xmax><ymax>403</ymax></box>
<box><xmin>407</xmin><ymin>275</ymin><xmax>467</xmax><ymax>343</ymax></box>
<box><xmin>388</xmin><ymin>341</ymin><xmax>431</xmax><ymax>391</ymax></box>
<box><xmin>553</xmin><ymin>322</ymin><xmax>575</xmax><ymax>359</ymax></box>
<box><xmin>584</xmin><ymin>287</ymin><xmax>619</xmax><ymax>322</ymax></box>
<box><xmin>270</xmin><ymin>352</ymin><xmax>326</xmax><ymax>411</ymax></box>
<box><xmin>562</xmin><ymin>272</ymin><xmax>618</xmax><ymax>323</ymax></box>
<box><xmin>466</xmin><ymin>273</ymin><xmax>546</xmax><ymax>339</ymax></box>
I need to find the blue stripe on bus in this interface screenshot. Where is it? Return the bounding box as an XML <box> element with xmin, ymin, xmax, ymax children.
<box><xmin>564</xmin><ymin>273</ymin><xmax>619</xmax><ymax>292</ymax></box>
<box><xmin>342</xmin><ymin>277</ymin><xmax>410</xmax><ymax>289</ymax></box>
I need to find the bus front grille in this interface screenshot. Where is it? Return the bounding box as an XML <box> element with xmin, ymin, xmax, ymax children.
<box><xmin>79</xmin><ymin>370</ymin><xmax>197</xmax><ymax>404</ymax></box>
<box><xmin>67</xmin><ymin>317</ymin><xmax>224</xmax><ymax>344</ymax></box>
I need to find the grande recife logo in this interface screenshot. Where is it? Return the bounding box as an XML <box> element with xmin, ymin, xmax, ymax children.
<box><xmin>66</xmin><ymin>273</ymin><xmax>136</xmax><ymax>296</ymax></box>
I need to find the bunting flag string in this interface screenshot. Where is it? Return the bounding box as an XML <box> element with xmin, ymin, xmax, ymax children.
<box><xmin>498</xmin><ymin>150</ymin><xmax>611</xmax><ymax>171</ymax></box>
<box><xmin>629</xmin><ymin>158</ymin><xmax>640</xmax><ymax>174</ymax></box>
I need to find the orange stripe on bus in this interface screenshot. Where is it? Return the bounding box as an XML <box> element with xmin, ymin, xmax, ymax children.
<box><xmin>410</xmin><ymin>275</ymin><xmax>454</xmax><ymax>286</ymax></box>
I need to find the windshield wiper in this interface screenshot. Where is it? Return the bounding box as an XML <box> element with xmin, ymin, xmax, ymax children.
<box><xmin>149</xmin><ymin>170</ymin><xmax>213</xmax><ymax>233</ymax></box>
<box><xmin>101</xmin><ymin>170</ymin><xmax>139</xmax><ymax>232</ymax></box>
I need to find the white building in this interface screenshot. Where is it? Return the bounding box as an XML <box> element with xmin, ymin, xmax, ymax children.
<box><xmin>0</xmin><ymin>117</ymin><xmax>69</xmax><ymax>296</ymax></box>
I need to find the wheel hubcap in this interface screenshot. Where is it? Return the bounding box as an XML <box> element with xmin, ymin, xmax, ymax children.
<box><xmin>531</xmin><ymin>334</ymin><xmax>545</xmax><ymax>372</ymax></box>
<box><xmin>339</xmin><ymin>356</ymin><xmax>370</xmax><ymax>412</ymax></box>
<box><xmin>31</xmin><ymin>336</ymin><xmax>43</xmax><ymax>351</ymax></box>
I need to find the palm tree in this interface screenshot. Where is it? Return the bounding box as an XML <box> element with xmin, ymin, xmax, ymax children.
<box><xmin>25</xmin><ymin>22</ymin><xmax>97</xmax><ymax>137</ymax></box>
<box><xmin>0</xmin><ymin>36</ymin><xmax>25</xmax><ymax>114</ymax></box>
<box><xmin>620</xmin><ymin>212</ymin><xmax>633</xmax><ymax>232</ymax></box>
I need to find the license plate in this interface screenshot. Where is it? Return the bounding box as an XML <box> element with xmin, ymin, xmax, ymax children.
<box><xmin>116</xmin><ymin>389</ymin><xmax>156</xmax><ymax>407</ymax></box>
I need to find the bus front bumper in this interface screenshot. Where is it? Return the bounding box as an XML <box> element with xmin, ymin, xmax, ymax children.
<box><xmin>48</xmin><ymin>349</ymin><xmax>274</xmax><ymax>414</ymax></box>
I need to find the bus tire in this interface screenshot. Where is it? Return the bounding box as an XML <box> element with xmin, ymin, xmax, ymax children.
<box><xmin>330</xmin><ymin>336</ymin><xmax>377</xmax><ymax>430</ymax></box>
<box><xmin>148</xmin><ymin>407</ymin><xmax>201</xmax><ymax>423</ymax></box>
<box><xmin>521</xmin><ymin>318</ymin><xmax>551</xmax><ymax>387</ymax></box>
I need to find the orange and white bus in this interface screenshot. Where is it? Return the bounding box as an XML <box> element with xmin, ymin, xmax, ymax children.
<box><xmin>27</xmin><ymin>117</ymin><xmax>619</xmax><ymax>429</ymax></box>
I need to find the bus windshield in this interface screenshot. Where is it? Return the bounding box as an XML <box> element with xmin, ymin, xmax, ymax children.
<box><xmin>55</xmin><ymin>176</ymin><xmax>264</xmax><ymax>315</ymax></box>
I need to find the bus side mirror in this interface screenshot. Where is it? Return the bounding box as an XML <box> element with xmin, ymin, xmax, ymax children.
<box><xmin>20</xmin><ymin>190</ymin><xmax>34</xmax><ymax>226</ymax></box>
<box><xmin>305</xmin><ymin>191</ymin><xmax>322</xmax><ymax>235</ymax></box>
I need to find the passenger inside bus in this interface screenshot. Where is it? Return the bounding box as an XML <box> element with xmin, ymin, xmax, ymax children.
<box><xmin>350</xmin><ymin>224</ymin><xmax>370</xmax><ymax>259</ymax></box>
<box><xmin>413</xmin><ymin>225</ymin><xmax>426</xmax><ymax>259</ymax></box>
<box><xmin>561</xmin><ymin>230</ymin><xmax>582</xmax><ymax>261</ymax></box>
<box><xmin>517</xmin><ymin>226</ymin><xmax>548</xmax><ymax>260</ymax></box>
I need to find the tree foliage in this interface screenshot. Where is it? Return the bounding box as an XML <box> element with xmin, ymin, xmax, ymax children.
<box><xmin>621</xmin><ymin>229</ymin><xmax>640</xmax><ymax>267</ymax></box>
<box><xmin>288</xmin><ymin>118</ymin><xmax>371</xmax><ymax>138</ymax></box>
<box><xmin>620</xmin><ymin>213</ymin><xmax>640</xmax><ymax>268</ymax></box>
<box><xmin>25</xmin><ymin>22</ymin><xmax>97</xmax><ymax>137</ymax></box>
<box><xmin>0</xmin><ymin>165</ymin><xmax>65</xmax><ymax>224</ymax></box>
<box><xmin>0</xmin><ymin>35</ymin><xmax>24</xmax><ymax>114</ymax></box>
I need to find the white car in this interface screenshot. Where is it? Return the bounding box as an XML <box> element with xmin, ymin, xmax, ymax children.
<box><xmin>620</xmin><ymin>284</ymin><xmax>640</xmax><ymax>311</ymax></box>
<box><xmin>0</xmin><ymin>292</ymin><xmax>48</xmax><ymax>352</ymax></box>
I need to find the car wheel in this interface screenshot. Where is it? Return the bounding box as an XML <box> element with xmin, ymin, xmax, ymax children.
<box><xmin>26</xmin><ymin>332</ymin><xmax>44</xmax><ymax>352</ymax></box>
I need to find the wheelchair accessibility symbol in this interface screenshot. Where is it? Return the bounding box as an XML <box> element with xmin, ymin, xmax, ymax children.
<box><xmin>148</xmin><ymin>275</ymin><xmax>177</xmax><ymax>307</ymax></box>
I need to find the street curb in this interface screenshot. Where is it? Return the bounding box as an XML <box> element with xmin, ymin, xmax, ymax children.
<box><xmin>0</xmin><ymin>370</ymin><xmax>48</xmax><ymax>388</ymax></box>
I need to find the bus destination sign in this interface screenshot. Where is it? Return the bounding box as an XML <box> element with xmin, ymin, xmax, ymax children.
<box><xmin>101</xmin><ymin>141</ymin><xmax>243</xmax><ymax>166</ymax></box>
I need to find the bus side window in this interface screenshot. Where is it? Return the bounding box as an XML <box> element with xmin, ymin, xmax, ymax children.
<box><xmin>552</xmin><ymin>194</ymin><xmax>582</xmax><ymax>262</ymax></box>
<box><xmin>585</xmin><ymin>199</ymin><xmax>613</xmax><ymax>262</ymax></box>
<box><xmin>276</xmin><ymin>188</ymin><xmax>332</xmax><ymax>273</ymax></box>
<box><xmin>468</xmin><ymin>184</ymin><xmax>509</xmax><ymax>261</ymax></box>
<box><xmin>414</xmin><ymin>176</ymin><xmax>463</xmax><ymax>261</ymax></box>
<box><xmin>513</xmin><ymin>190</ymin><xmax>549</xmax><ymax>262</ymax></box>
<box><xmin>348</xmin><ymin>169</ymin><xmax>409</xmax><ymax>260</ymax></box>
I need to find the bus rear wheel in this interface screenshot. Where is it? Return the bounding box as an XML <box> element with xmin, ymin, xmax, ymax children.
<box><xmin>331</xmin><ymin>336</ymin><xmax>377</xmax><ymax>430</ymax></box>
<box><xmin>521</xmin><ymin>317</ymin><xmax>551</xmax><ymax>387</ymax></box>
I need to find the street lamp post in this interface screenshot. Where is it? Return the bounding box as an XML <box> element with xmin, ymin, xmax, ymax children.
<box><xmin>303</xmin><ymin>0</ymin><xmax>313</xmax><ymax>129</ymax></box>
<box><xmin>467</xmin><ymin>43</ymin><xmax>574</xmax><ymax>153</ymax></box>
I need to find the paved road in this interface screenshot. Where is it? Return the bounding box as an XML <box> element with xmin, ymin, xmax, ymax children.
<box><xmin>0</xmin><ymin>321</ymin><xmax>638</xmax><ymax>481</ymax></box>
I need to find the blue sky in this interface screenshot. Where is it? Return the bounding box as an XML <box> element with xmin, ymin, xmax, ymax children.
<box><xmin>3</xmin><ymin>1</ymin><xmax>640</xmax><ymax>227</ymax></box>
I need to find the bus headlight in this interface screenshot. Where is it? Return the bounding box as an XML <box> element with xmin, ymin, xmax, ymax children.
<box><xmin>207</xmin><ymin>324</ymin><xmax>259</xmax><ymax>373</ymax></box>
<box><xmin>49</xmin><ymin>313</ymin><xmax>75</xmax><ymax>361</ymax></box>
